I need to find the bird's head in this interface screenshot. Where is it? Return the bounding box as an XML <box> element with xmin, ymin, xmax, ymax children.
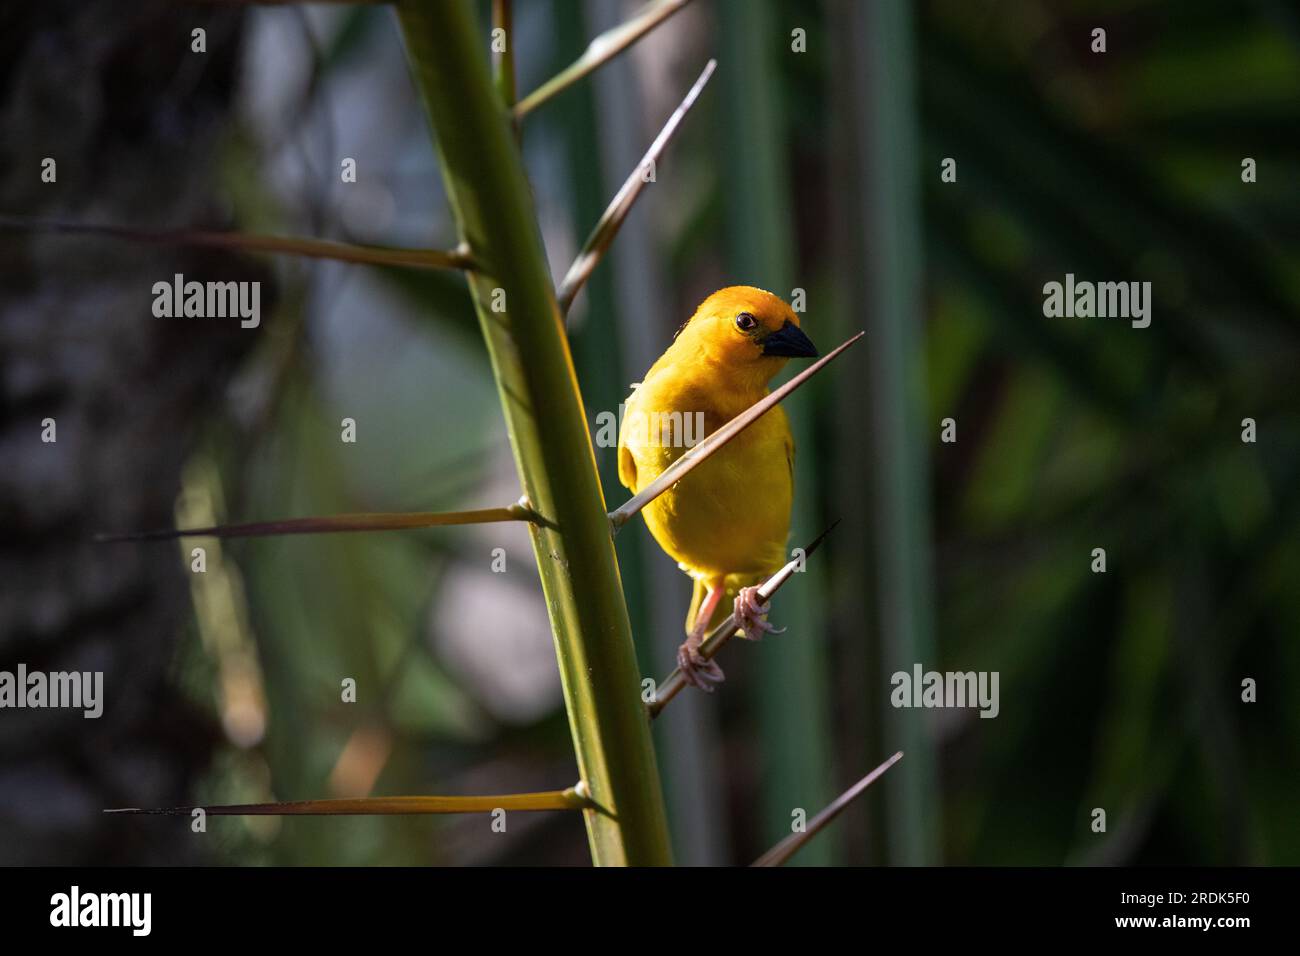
<box><xmin>677</xmin><ymin>286</ymin><xmax>818</xmax><ymax>387</ymax></box>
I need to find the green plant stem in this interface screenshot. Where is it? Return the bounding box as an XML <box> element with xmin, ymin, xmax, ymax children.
<box><xmin>492</xmin><ymin>0</ymin><xmax>515</xmax><ymax>107</ymax></box>
<box><xmin>395</xmin><ymin>0</ymin><xmax>672</xmax><ymax>866</ymax></box>
<box><xmin>854</xmin><ymin>0</ymin><xmax>941</xmax><ymax>864</ymax></box>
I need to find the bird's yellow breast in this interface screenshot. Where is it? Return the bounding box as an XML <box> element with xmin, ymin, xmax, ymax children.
<box><xmin>618</xmin><ymin>366</ymin><xmax>793</xmax><ymax>585</ymax></box>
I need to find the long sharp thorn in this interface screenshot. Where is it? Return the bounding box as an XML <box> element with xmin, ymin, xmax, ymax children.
<box><xmin>513</xmin><ymin>0</ymin><xmax>694</xmax><ymax>119</ymax></box>
<box><xmin>750</xmin><ymin>752</ymin><xmax>905</xmax><ymax>867</ymax></box>
<box><xmin>558</xmin><ymin>59</ymin><xmax>716</xmax><ymax>316</ymax></box>
<box><xmin>0</xmin><ymin>214</ymin><xmax>476</xmax><ymax>272</ymax></box>
<box><xmin>95</xmin><ymin>506</ymin><xmax>546</xmax><ymax>543</ymax></box>
<box><xmin>105</xmin><ymin>788</ymin><xmax>592</xmax><ymax>817</ymax></box>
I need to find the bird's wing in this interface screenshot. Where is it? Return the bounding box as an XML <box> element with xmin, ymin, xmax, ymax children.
<box><xmin>617</xmin><ymin>383</ymin><xmax>641</xmax><ymax>492</ymax></box>
<box><xmin>783</xmin><ymin>412</ymin><xmax>796</xmax><ymax>486</ymax></box>
<box><xmin>617</xmin><ymin>440</ymin><xmax>638</xmax><ymax>492</ymax></box>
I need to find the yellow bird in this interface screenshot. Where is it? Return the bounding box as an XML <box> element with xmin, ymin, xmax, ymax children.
<box><xmin>617</xmin><ymin>286</ymin><xmax>818</xmax><ymax>690</ymax></box>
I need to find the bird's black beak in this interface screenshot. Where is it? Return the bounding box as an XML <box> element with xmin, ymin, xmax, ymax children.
<box><xmin>761</xmin><ymin>320</ymin><xmax>818</xmax><ymax>358</ymax></box>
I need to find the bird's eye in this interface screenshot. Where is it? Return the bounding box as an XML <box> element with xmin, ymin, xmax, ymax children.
<box><xmin>735</xmin><ymin>312</ymin><xmax>757</xmax><ymax>332</ymax></box>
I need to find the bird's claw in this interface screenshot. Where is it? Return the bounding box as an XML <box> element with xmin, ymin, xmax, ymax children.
<box><xmin>734</xmin><ymin>585</ymin><xmax>784</xmax><ymax>641</ymax></box>
<box><xmin>677</xmin><ymin>640</ymin><xmax>725</xmax><ymax>692</ymax></box>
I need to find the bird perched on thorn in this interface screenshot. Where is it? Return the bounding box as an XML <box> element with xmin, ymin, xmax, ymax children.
<box><xmin>617</xmin><ymin>286</ymin><xmax>818</xmax><ymax>690</ymax></box>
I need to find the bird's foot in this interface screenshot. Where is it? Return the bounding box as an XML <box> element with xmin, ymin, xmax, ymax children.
<box><xmin>676</xmin><ymin>638</ymin><xmax>725</xmax><ymax>691</ymax></box>
<box><xmin>733</xmin><ymin>586</ymin><xmax>785</xmax><ymax>641</ymax></box>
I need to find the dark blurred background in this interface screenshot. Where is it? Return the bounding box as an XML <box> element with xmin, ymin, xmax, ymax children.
<box><xmin>1</xmin><ymin>0</ymin><xmax>1296</xmax><ymax>866</ymax></box>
